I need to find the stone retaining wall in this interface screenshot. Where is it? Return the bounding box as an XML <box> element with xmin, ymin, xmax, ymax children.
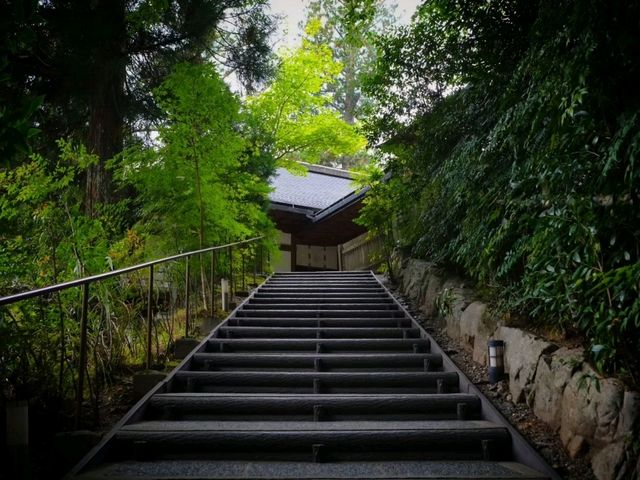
<box><xmin>395</xmin><ymin>257</ymin><xmax>639</xmax><ymax>480</ymax></box>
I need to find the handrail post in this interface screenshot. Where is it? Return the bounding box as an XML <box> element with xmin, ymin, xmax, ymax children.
<box><xmin>241</xmin><ymin>250</ymin><xmax>246</xmax><ymax>292</ymax></box>
<box><xmin>210</xmin><ymin>251</ymin><xmax>216</xmax><ymax>317</ymax></box>
<box><xmin>75</xmin><ymin>282</ymin><xmax>90</xmax><ymax>428</ymax></box>
<box><xmin>185</xmin><ymin>257</ymin><xmax>190</xmax><ymax>337</ymax></box>
<box><xmin>229</xmin><ymin>246</ymin><xmax>234</xmax><ymax>300</ymax></box>
<box><xmin>253</xmin><ymin>247</ymin><xmax>257</xmax><ymax>286</ymax></box>
<box><xmin>146</xmin><ymin>264</ymin><xmax>154</xmax><ymax>370</ymax></box>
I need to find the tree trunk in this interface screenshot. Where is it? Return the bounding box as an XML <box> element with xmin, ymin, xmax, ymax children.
<box><xmin>341</xmin><ymin>47</ymin><xmax>359</xmax><ymax>125</ymax></box>
<box><xmin>192</xmin><ymin>138</ymin><xmax>209</xmax><ymax>310</ymax></box>
<box><xmin>84</xmin><ymin>0</ymin><xmax>126</xmax><ymax>217</ymax></box>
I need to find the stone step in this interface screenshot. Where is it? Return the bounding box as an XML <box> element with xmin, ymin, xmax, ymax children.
<box><xmin>205</xmin><ymin>338</ymin><xmax>430</xmax><ymax>353</ymax></box>
<box><xmin>234</xmin><ymin>309</ymin><xmax>406</xmax><ymax>318</ymax></box>
<box><xmin>190</xmin><ymin>352</ymin><xmax>443</xmax><ymax>371</ymax></box>
<box><xmin>267</xmin><ymin>276</ymin><xmax>376</xmax><ymax>281</ymax></box>
<box><xmin>258</xmin><ymin>287</ymin><xmax>385</xmax><ymax>293</ymax></box>
<box><xmin>241</xmin><ymin>304</ymin><xmax>399</xmax><ymax>311</ymax></box>
<box><xmin>171</xmin><ymin>371</ymin><xmax>459</xmax><ymax>394</ymax></box>
<box><xmin>227</xmin><ymin>317</ymin><xmax>413</xmax><ymax>327</ymax></box>
<box><xmin>147</xmin><ymin>393</ymin><xmax>479</xmax><ymax>421</ymax></box>
<box><xmin>76</xmin><ymin>460</ymin><xmax>549</xmax><ymax>479</ymax></box>
<box><xmin>68</xmin><ymin>271</ymin><xmax>554</xmax><ymax>480</ymax></box>
<box><xmin>271</xmin><ymin>274</ymin><xmax>373</xmax><ymax>277</ymax></box>
<box><xmin>216</xmin><ymin>326</ymin><xmax>421</xmax><ymax>339</ymax></box>
<box><xmin>114</xmin><ymin>420</ymin><xmax>509</xmax><ymax>461</ymax></box>
<box><xmin>264</xmin><ymin>282</ymin><xmax>382</xmax><ymax>288</ymax></box>
<box><xmin>249</xmin><ymin>297</ymin><xmax>394</xmax><ymax>304</ymax></box>
<box><xmin>264</xmin><ymin>276</ymin><xmax>376</xmax><ymax>280</ymax></box>
<box><xmin>273</xmin><ymin>272</ymin><xmax>372</xmax><ymax>276</ymax></box>
<box><xmin>253</xmin><ymin>292</ymin><xmax>389</xmax><ymax>299</ymax></box>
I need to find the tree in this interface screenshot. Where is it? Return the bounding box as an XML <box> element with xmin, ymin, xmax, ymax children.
<box><xmin>246</xmin><ymin>19</ymin><xmax>366</xmax><ymax>171</ymax></box>
<box><xmin>9</xmin><ymin>0</ymin><xmax>275</xmax><ymax>215</ymax></box>
<box><xmin>297</xmin><ymin>0</ymin><xmax>396</xmax><ymax>168</ymax></box>
<box><xmin>363</xmin><ymin>0</ymin><xmax>536</xmax><ymax>141</ymax></box>
<box><xmin>118</xmin><ymin>62</ymin><xmax>272</xmax><ymax>253</ymax></box>
<box><xmin>0</xmin><ymin>140</ymin><xmax>117</xmax><ymax>404</ymax></box>
<box><xmin>116</xmin><ymin>62</ymin><xmax>274</xmax><ymax>310</ymax></box>
<box><xmin>0</xmin><ymin>2</ymin><xmax>279</xmax><ymax>432</ymax></box>
<box><xmin>361</xmin><ymin>0</ymin><xmax>640</xmax><ymax>384</ymax></box>
<box><xmin>0</xmin><ymin>1</ymin><xmax>42</xmax><ymax>168</ymax></box>
<box><xmin>303</xmin><ymin>0</ymin><xmax>396</xmax><ymax>125</ymax></box>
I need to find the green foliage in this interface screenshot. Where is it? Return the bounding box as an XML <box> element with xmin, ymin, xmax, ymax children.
<box><xmin>362</xmin><ymin>0</ymin><xmax>640</xmax><ymax>386</ymax></box>
<box><xmin>301</xmin><ymin>0</ymin><xmax>396</xmax><ymax>168</ymax></box>
<box><xmin>246</xmin><ymin>22</ymin><xmax>366</xmax><ymax>169</ymax></box>
<box><xmin>303</xmin><ymin>0</ymin><xmax>395</xmax><ymax>122</ymax></box>
<box><xmin>364</xmin><ymin>0</ymin><xmax>535</xmax><ymax>137</ymax></box>
<box><xmin>0</xmin><ymin>135</ymin><xmax>269</xmax><ymax>414</ymax></box>
<box><xmin>117</xmin><ymin>63</ymin><xmax>274</xmax><ymax>254</ymax></box>
<box><xmin>0</xmin><ymin>0</ymin><xmax>280</xmax><ymax>431</ymax></box>
<box><xmin>0</xmin><ymin>140</ymin><xmax>111</xmax><ymax>284</ymax></box>
<box><xmin>435</xmin><ymin>288</ymin><xmax>455</xmax><ymax>319</ymax></box>
<box><xmin>1</xmin><ymin>0</ymin><xmax>276</xmax><ymax>212</ymax></box>
<box><xmin>0</xmin><ymin>1</ymin><xmax>42</xmax><ymax>166</ymax></box>
<box><xmin>353</xmin><ymin>159</ymin><xmax>401</xmax><ymax>274</ymax></box>
<box><xmin>0</xmin><ymin>139</ymin><xmax>121</xmax><ymax>404</ymax></box>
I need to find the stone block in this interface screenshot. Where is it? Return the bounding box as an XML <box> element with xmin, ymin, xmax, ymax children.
<box><xmin>133</xmin><ymin>370</ymin><xmax>167</xmax><ymax>399</ymax></box>
<box><xmin>459</xmin><ymin>302</ymin><xmax>481</xmax><ymax>354</ymax></box>
<box><xmin>559</xmin><ymin>363</ymin><xmax>625</xmax><ymax>451</ymax></box>
<box><xmin>591</xmin><ymin>441</ymin><xmax>627</xmax><ymax>480</ymax></box>
<box><xmin>400</xmin><ymin>259</ymin><xmax>433</xmax><ymax>301</ymax></box>
<box><xmin>496</xmin><ymin>326</ymin><xmax>558</xmax><ymax>404</ymax></box>
<box><xmin>458</xmin><ymin>301</ymin><xmax>496</xmax><ymax>365</ymax></box>
<box><xmin>594</xmin><ymin>378</ymin><xmax>626</xmax><ymax>446</ymax></box>
<box><xmin>616</xmin><ymin>390</ymin><xmax>639</xmax><ymax>440</ymax></box>
<box><xmin>173</xmin><ymin>337</ymin><xmax>201</xmax><ymax>359</ymax></box>
<box><xmin>566</xmin><ymin>434</ymin><xmax>588</xmax><ymax>458</ymax></box>
<box><xmin>532</xmin><ymin>347</ymin><xmax>583</xmax><ymax>431</ymax></box>
<box><xmin>440</xmin><ymin>279</ymin><xmax>473</xmax><ymax>341</ymax></box>
<box><xmin>560</xmin><ymin>367</ymin><xmax>598</xmax><ymax>447</ymax></box>
<box><xmin>395</xmin><ymin>257</ymin><xmax>640</xmax><ymax>480</ymax></box>
<box><xmin>421</xmin><ymin>272</ymin><xmax>445</xmax><ymax>318</ymax></box>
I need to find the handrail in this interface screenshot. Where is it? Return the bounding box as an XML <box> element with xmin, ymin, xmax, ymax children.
<box><xmin>0</xmin><ymin>236</ymin><xmax>262</xmax><ymax>306</ymax></box>
<box><xmin>0</xmin><ymin>235</ymin><xmax>266</xmax><ymax>428</ymax></box>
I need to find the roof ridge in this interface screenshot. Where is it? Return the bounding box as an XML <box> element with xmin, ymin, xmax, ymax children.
<box><xmin>299</xmin><ymin>162</ymin><xmax>356</xmax><ymax>179</ymax></box>
<box><xmin>310</xmin><ymin>185</ymin><xmax>369</xmax><ymax>223</ymax></box>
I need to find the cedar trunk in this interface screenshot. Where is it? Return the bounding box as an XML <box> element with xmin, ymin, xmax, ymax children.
<box><xmin>84</xmin><ymin>0</ymin><xmax>126</xmax><ymax>217</ymax></box>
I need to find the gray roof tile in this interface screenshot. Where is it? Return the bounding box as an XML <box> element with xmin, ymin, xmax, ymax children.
<box><xmin>269</xmin><ymin>167</ymin><xmax>356</xmax><ymax>210</ymax></box>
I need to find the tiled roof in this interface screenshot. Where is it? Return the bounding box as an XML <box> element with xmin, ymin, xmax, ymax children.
<box><xmin>269</xmin><ymin>165</ymin><xmax>357</xmax><ymax>211</ymax></box>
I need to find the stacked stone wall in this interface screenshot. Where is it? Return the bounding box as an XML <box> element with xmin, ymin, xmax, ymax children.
<box><xmin>395</xmin><ymin>257</ymin><xmax>639</xmax><ymax>480</ymax></box>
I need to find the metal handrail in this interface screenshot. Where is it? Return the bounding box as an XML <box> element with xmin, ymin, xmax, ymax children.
<box><xmin>0</xmin><ymin>236</ymin><xmax>263</xmax><ymax>306</ymax></box>
<box><xmin>0</xmin><ymin>235</ymin><xmax>265</xmax><ymax>428</ymax></box>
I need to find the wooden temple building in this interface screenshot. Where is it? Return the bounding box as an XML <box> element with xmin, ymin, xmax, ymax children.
<box><xmin>268</xmin><ymin>163</ymin><xmax>375</xmax><ymax>272</ymax></box>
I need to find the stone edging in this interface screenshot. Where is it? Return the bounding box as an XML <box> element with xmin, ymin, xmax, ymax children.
<box><xmin>395</xmin><ymin>257</ymin><xmax>639</xmax><ymax>480</ymax></box>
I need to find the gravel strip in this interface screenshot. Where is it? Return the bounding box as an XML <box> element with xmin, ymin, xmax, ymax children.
<box><xmin>385</xmin><ymin>279</ymin><xmax>596</xmax><ymax>480</ymax></box>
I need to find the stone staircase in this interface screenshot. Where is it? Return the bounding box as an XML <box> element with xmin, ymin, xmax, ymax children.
<box><xmin>69</xmin><ymin>271</ymin><xmax>556</xmax><ymax>479</ymax></box>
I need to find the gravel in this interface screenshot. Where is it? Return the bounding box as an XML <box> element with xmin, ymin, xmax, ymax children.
<box><xmin>386</xmin><ymin>280</ymin><xmax>597</xmax><ymax>480</ymax></box>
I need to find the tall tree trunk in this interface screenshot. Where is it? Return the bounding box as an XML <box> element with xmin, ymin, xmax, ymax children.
<box><xmin>192</xmin><ymin>138</ymin><xmax>209</xmax><ymax>309</ymax></box>
<box><xmin>84</xmin><ymin>0</ymin><xmax>126</xmax><ymax>217</ymax></box>
<box><xmin>341</xmin><ymin>47</ymin><xmax>358</xmax><ymax>125</ymax></box>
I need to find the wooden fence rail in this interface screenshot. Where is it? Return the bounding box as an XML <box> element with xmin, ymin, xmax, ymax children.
<box><xmin>339</xmin><ymin>233</ymin><xmax>383</xmax><ymax>271</ymax></box>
